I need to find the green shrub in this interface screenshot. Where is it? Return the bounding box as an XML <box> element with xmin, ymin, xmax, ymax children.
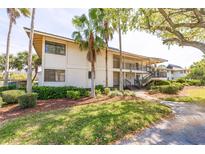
<box><xmin>67</xmin><ymin>90</ymin><xmax>81</xmax><ymax>100</ymax></box>
<box><xmin>0</xmin><ymin>85</ymin><xmax>16</xmax><ymax>95</ymax></box>
<box><xmin>104</xmin><ymin>87</ymin><xmax>110</xmax><ymax>95</ymax></box>
<box><xmin>109</xmin><ymin>90</ymin><xmax>123</xmax><ymax>97</ymax></box>
<box><xmin>159</xmin><ymin>85</ymin><xmax>179</xmax><ymax>94</ymax></box>
<box><xmin>176</xmin><ymin>78</ymin><xmax>202</xmax><ymax>86</ymax></box>
<box><xmin>172</xmin><ymin>83</ymin><xmax>184</xmax><ymax>90</ymax></box>
<box><xmin>150</xmin><ymin>85</ymin><xmax>160</xmax><ymax>90</ymax></box>
<box><xmin>123</xmin><ymin>90</ymin><xmax>134</xmax><ymax>96</ymax></box>
<box><xmin>2</xmin><ymin>90</ymin><xmax>25</xmax><ymax>104</ymax></box>
<box><xmin>0</xmin><ymin>97</ymin><xmax>6</xmax><ymax>108</ymax></box>
<box><xmin>32</xmin><ymin>86</ymin><xmax>89</xmax><ymax>100</ymax></box>
<box><xmin>151</xmin><ymin>83</ymin><xmax>182</xmax><ymax>94</ymax></box>
<box><xmin>82</xmin><ymin>90</ymin><xmax>90</xmax><ymax>97</ymax></box>
<box><xmin>176</xmin><ymin>78</ymin><xmax>186</xmax><ymax>84</ymax></box>
<box><xmin>95</xmin><ymin>85</ymin><xmax>104</xmax><ymax>93</ymax></box>
<box><xmin>95</xmin><ymin>89</ymin><xmax>102</xmax><ymax>96</ymax></box>
<box><xmin>147</xmin><ymin>80</ymin><xmax>170</xmax><ymax>89</ymax></box>
<box><xmin>18</xmin><ymin>93</ymin><xmax>37</xmax><ymax>109</ymax></box>
<box><xmin>187</xmin><ymin>80</ymin><xmax>202</xmax><ymax>86</ymax></box>
<box><xmin>78</xmin><ymin>89</ymin><xmax>90</xmax><ymax>97</ymax></box>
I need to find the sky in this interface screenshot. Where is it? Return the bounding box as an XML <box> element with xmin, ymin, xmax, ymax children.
<box><xmin>0</xmin><ymin>8</ymin><xmax>204</xmax><ymax>68</ymax></box>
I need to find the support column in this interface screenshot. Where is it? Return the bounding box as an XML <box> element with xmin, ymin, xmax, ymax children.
<box><xmin>41</xmin><ymin>36</ymin><xmax>45</xmax><ymax>86</ymax></box>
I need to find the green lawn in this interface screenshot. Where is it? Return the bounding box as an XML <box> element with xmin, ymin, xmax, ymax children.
<box><xmin>185</xmin><ymin>87</ymin><xmax>205</xmax><ymax>98</ymax></box>
<box><xmin>163</xmin><ymin>87</ymin><xmax>205</xmax><ymax>104</ymax></box>
<box><xmin>0</xmin><ymin>100</ymin><xmax>171</xmax><ymax>145</ymax></box>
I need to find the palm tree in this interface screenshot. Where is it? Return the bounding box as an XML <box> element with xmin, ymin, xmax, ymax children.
<box><xmin>4</xmin><ymin>8</ymin><xmax>30</xmax><ymax>87</ymax></box>
<box><xmin>27</xmin><ymin>8</ymin><xmax>35</xmax><ymax>94</ymax></box>
<box><xmin>72</xmin><ymin>9</ymin><xmax>105</xmax><ymax>97</ymax></box>
<box><xmin>96</xmin><ymin>9</ymin><xmax>114</xmax><ymax>88</ymax></box>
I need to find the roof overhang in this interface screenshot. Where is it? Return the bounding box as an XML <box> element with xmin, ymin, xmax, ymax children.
<box><xmin>24</xmin><ymin>27</ymin><xmax>168</xmax><ymax>64</ymax></box>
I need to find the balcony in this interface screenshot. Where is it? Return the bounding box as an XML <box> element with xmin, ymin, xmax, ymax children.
<box><xmin>113</xmin><ymin>61</ymin><xmax>152</xmax><ymax>73</ymax></box>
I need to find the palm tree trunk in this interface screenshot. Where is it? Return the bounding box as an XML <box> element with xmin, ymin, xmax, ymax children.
<box><xmin>105</xmin><ymin>40</ymin><xmax>108</xmax><ymax>88</ymax></box>
<box><xmin>27</xmin><ymin>8</ymin><xmax>35</xmax><ymax>94</ymax></box>
<box><xmin>4</xmin><ymin>18</ymin><xmax>13</xmax><ymax>87</ymax></box>
<box><xmin>119</xmin><ymin>22</ymin><xmax>123</xmax><ymax>91</ymax></box>
<box><xmin>91</xmin><ymin>58</ymin><xmax>95</xmax><ymax>97</ymax></box>
<box><xmin>32</xmin><ymin>66</ymin><xmax>38</xmax><ymax>82</ymax></box>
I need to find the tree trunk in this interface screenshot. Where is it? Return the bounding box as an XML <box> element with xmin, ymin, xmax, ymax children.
<box><xmin>119</xmin><ymin>22</ymin><xmax>123</xmax><ymax>91</ymax></box>
<box><xmin>32</xmin><ymin>66</ymin><xmax>38</xmax><ymax>82</ymax></box>
<box><xmin>105</xmin><ymin>40</ymin><xmax>108</xmax><ymax>88</ymax></box>
<box><xmin>4</xmin><ymin>18</ymin><xmax>13</xmax><ymax>87</ymax></box>
<box><xmin>27</xmin><ymin>8</ymin><xmax>35</xmax><ymax>94</ymax></box>
<box><xmin>91</xmin><ymin>58</ymin><xmax>95</xmax><ymax>98</ymax></box>
<box><xmin>89</xmin><ymin>32</ymin><xmax>95</xmax><ymax>98</ymax></box>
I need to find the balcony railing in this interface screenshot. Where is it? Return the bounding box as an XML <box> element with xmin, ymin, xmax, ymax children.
<box><xmin>113</xmin><ymin>62</ymin><xmax>152</xmax><ymax>72</ymax></box>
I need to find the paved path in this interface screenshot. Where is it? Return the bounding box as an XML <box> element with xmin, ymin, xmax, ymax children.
<box><xmin>116</xmin><ymin>101</ymin><xmax>205</xmax><ymax>145</ymax></box>
<box><xmin>134</xmin><ymin>90</ymin><xmax>160</xmax><ymax>101</ymax></box>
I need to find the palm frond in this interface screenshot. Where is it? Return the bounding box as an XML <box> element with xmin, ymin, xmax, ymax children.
<box><xmin>18</xmin><ymin>8</ymin><xmax>31</xmax><ymax>17</ymax></box>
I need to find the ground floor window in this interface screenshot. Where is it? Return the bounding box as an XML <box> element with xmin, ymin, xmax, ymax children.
<box><xmin>44</xmin><ymin>69</ymin><xmax>65</xmax><ymax>82</ymax></box>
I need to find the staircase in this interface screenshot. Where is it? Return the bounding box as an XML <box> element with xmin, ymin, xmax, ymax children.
<box><xmin>141</xmin><ymin>73</ymin><xmax>153</xmax><ymax>87</ymax></box>
<box><xmin>124</xmin><ymin>79</ymin><xmax>138</xmax><ymax>90</ymax></box>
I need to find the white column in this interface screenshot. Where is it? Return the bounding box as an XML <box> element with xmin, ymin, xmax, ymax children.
<box><xmin>41</xmin><ymin>36</ymin><xmax>45</xmax><ymax>86</ymax></box>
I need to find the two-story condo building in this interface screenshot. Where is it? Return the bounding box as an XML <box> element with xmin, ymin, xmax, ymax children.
<box><xmin>24</xmin><ymin>28</ymin><xmax>167</xmax><ymax>89</ymax></box>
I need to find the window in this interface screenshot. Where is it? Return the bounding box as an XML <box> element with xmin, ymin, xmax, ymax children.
<box><xmin>113</xmin><ymin>57</ymin><xmax>120</xmax><ymax>68</ymax></box>
<box><xmin>44</xmin><ymin>69</ymin><xmax>65</xmax><ymax>82</ymax></box>
<box><xmin>45</xmin><ymin>41</ymin><xmax>66</xmax><ymax>55</ymax></box>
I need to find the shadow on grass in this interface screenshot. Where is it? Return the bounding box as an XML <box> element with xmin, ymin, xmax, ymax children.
<box><xmin>0</xmin><ymin>100</ymin><xmax>171</xmax><ymax>144</ymax></box>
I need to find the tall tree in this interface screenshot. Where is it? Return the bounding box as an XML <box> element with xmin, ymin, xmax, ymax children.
<box><xmin>27</xmin><ymin>8</ymin><xmax>36</xmax><ymax>94</ymax></box>
<box><xmin>72</xmin><ymin>9</ymin><xmax>105</xmax><ymax>97</ymax></box>
<box><xmin>132</xmin><ymin>8</ymin><xmax>205</xmax><ymax>54</ymax></box>
<box><xmin>4</xmin><ymin>8</ymin><xmax>30</xmax><ymax>86</ymax></box>
<box><xmin>187</xmin><ymin>56</ymin><xmax>205</xmax><ymax>84</ymax></box>
<box><xmin>13</xmin><ymin>51</ymin><xmax>41</xmax><ymax>81</ymax></box>
<box><xmin>92</xmin><ymin>9</ymin><xmax>114</xmax><ymax>88</ymax></box>
<box><xmin>104</xmin><ymin>9</ymin><xmax>132</xmax><ymax>90</ymax></box>
<box><xmin>0</xmin><ymin>54</ymin><xmax>15</xmax><ymax>72</ymax></box>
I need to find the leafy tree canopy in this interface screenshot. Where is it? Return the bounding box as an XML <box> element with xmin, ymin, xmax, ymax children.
<box><xmin>132</xmin><ymin>8</ymin><xmax>205</xmax><ymax>54</ymax></box>
<box><xmin>0</xmin><ymin>51</ymin><xmax>41</xmax><ymax>72</ymax></box>
<box><xmin>187</xmin><ymin>56</ymin><xmax>205</xmax><ymax>82</ymax></box>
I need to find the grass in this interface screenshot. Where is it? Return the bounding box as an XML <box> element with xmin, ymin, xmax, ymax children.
<box><xmin>0</xmin><ymin>100</ymin><xmax>171</xmax><ymax>144</ymax></box>
<box><xmin>163</xmin><ymin>96</ymin><xmax>205</xmax><ymax>104</ymax></box>
<box><xmin>185</xmin><ymin>87</ymin><xmax>205</xmax><ymax>98</ymax></box>
<box><xmin>162</xmin><ymin>87</ymin><xmax>205</xmax><ymax>104</ymax></box>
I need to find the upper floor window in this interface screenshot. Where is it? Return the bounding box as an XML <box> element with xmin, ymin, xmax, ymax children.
<box><xmin>45</xmin><ymin>41</ymin><xmax>66</xmax><ymax>55</ymax></box>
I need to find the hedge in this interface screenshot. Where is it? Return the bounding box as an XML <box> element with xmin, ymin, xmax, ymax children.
<box><xmin>147</xmin><ymin>80</ymin><xmax>170</xmax><ymax>89</ymax></box>
<box><xmin>32</xmin><ymin>86</ymin><xmax>90</xmax><ymax>100</ymax></box>
<box><xmin>151</xmin><ymin>83</ymin><xmax>184</xmax><ymax>94</ymax></box>
<box><xmin>159</xmin><ymin>85</ymin><xmax>180</xmax><ymax>94</ymax></box>
<box><xmin>176</xmin><ymin>78</ymin><xmax>202</xmax><ymax>86</ymax></box>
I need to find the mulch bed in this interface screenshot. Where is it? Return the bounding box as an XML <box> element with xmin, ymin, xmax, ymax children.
<box><xmin>0</xmin><ymin>96</ymin><xmax>125</xmax><ymax>123</ymax></box>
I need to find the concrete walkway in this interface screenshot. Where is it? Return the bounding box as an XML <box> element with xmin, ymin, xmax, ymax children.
<box><xmin>116</xmin><ymin>101</ymin><xmax>205</xmax><ymax>145</ymax></box>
